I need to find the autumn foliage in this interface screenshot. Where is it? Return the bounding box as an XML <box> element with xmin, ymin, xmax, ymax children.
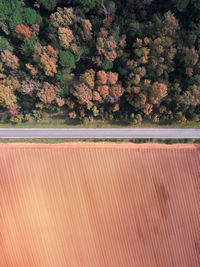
<box><xmin>0</xmin><ymin>1</ymin><xmax>199</xmax><ymax>123</ymax></box>
<box><xmin>33</xmin><ymin>44</ymin><xmax>58</xmax><ymax>77</ymax></box>
<box><xmin>0</xmin><ymin>73</ymin><xmax>20</xmax><ymax>113</ymax></box>
<box><xmin>15</xmin><ymin>24</ymin><xmax>39</xmax><ymax>41</ymax></box>
<box><xmin>58</xmin><ymin>27</ymin><xmax>74</xmax><ymax>50</ymax></box>
<box><xmin>37</xmin><ymin>82</ymin><xmax>63</xmax><ymax>105</ymax></box>
<box><xmin>73</xmin><ymin>83</ymin><xmax>93</xmax><ymax>104</ymax></box>
<box><xmin>97</xmin><ymin>29</ymin><xmax>117</xmax><ymax>62</ymax></box>
<box><xmin>1</xmin><ymin>50</ymin><xmax>19</xmax><ymax>70</ymax></box>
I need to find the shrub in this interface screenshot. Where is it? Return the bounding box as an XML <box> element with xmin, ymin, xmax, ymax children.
<box><xmin>32</xmin><ymin>110</ymin><xmax>43</xmax><ymax>121</ymax></box>
<box><xmin>24</xmin><ymin>113</ymin><xmax>34</xmax><ymax>123</ymax></box>
<box><xmin>10</xmin><ymin>114</ymin><xmax>24</xmax><ymax>123</ymax></box>
<box><xmin>136</xmin><ymin>114</ymin><xmax>143</xmax><ymax>123</ymax></box>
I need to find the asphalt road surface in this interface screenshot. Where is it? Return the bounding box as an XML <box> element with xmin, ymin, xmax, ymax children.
<box><xmin>0</xmin><ymin>128</ymin><xmax>199</xmax><ymax>139</ymax></box>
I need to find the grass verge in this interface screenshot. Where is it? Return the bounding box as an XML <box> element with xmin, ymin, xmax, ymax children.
<box><xmin>0</xmin><ymin>119</ymin><xmax>199</xmax><ymax>128</ymax></box>
<box><xmin>0</xmin><ymin>138</ymin><xmax>199</xmax><ymax>144</ymax></box>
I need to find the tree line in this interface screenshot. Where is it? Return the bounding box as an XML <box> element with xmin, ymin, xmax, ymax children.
<box><xmin>0</xmin><ymin>0</ymin><xmax>200</xmax><ymax>124</ymax></box>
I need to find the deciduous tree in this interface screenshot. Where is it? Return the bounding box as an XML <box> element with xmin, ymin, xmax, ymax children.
<box><xmin>1</xmin><ymin>50</ymin><xmax>19</xmax><ymax>70</ymax></box>
<box><xmin>33</xmin><ymin>44</ymin><xmax>58</xmax><ymax>77</ymax></box>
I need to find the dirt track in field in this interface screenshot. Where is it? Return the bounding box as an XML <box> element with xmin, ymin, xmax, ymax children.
<box><xmin>0</xmin><ymin>143</ymin><xmax>200</xmax><ymax>267</ymax></box>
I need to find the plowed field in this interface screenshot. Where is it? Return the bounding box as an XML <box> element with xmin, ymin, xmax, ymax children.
<box><xmin>0</xmin><ymin>143</ymin><xmax>200</xmax><ymax>267</ymax></box>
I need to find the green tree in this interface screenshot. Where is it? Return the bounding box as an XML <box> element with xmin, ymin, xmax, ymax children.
<box><xmin>0</xmin><ymin>0</ymin><xmax>22</xmax><ymax>22</ymax></box>
<box><xmin>0</xmin><ymin>36</ymin><xmax>12</xmax><ymax>52</ymax></box>
<box><xmin>37</xmin><ymin>0</ymin><xmax>58</xmax><ymax>11</ymax></box>
<box><xmin>74</xmin><ymin>0</ymin><xmax>99</xmax><ymax>9</ymax></box>
<box><xmin>59</xmin><ymin>50</ymin><xmax>75</xmax><ymax>70</ymax></box>
<box><xmin>171</xmin><ymin>0</ymin><xmax>190</xmax><ymax>11</ymax></box>
<box><xmin>8</xmin><ymin>10</ymin><xmax>23</xmax><ymax>30</ymax></box>
<box><xmin>21</xmin><ymin>37</ymin><xmax>37</xmax><ymax>56</ymax></box>
<box><xmin>23</xmin><ymin>8</ymin><xmax>42</xmax><ymax>25</ymax></box>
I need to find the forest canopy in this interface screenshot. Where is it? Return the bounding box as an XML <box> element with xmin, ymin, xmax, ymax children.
<box><xmin>0</xmin><ymin>0</ymin><xmax>199</xmax><ymax>124</ymax></box>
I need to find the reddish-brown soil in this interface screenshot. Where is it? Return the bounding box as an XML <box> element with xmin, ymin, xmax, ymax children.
<box><xmin>0</xmin><ymin>143</ymin><xmax>200</xmax><ymax>267</ymax></box>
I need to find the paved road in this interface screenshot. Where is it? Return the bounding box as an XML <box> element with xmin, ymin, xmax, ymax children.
<box><xmin>0</xmin><ymin>128</ymin><xmax>199</xmax><ymax>139</ymax></box>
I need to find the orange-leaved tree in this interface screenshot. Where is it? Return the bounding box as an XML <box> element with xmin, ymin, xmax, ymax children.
<box><xmin>33</xmin><ymin>44</ymin><xmax>58</xmax><ymax>77</ymax></box>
